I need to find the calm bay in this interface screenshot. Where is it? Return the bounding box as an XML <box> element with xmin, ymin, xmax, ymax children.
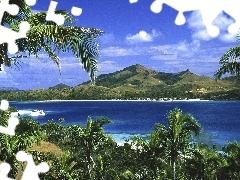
<box><xmin>9</xmin><ymin>100</ymin><xmax>240</xmax><ymax>146</ymax></box>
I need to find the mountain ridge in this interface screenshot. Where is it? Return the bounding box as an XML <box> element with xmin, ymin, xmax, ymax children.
<box><xmin>0</xmin><ymin>64</ymin><xmax>239</xmax><ymax>100</ymax></box>
<box><xmin>80</xmin><ymin>64</ymin><xmax>233</xmax><ymax>91</ymax></box>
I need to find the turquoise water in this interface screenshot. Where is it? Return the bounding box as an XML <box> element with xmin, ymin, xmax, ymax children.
<box><xmin>9</xmin><ymin>100</ymin><xmax>240</xmax><ymax>146</ymax></box>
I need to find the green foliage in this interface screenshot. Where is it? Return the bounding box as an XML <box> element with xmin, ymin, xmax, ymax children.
<box><xmin>154</xmin><ymin>108</ymin><xmax>201</xmax><ymax>180</ymax></box>
<box><xmin>120</xmin><ymin>170</ymin><xmax>136</xmax><ymax>180</ymax></box>
<box><xmin>0</xmin><ymin>0</ymin><xmax>104</xmax><ymax>82</ymax></box>
<box><xmin>184</xmin><ymin>145</ymin><xmax>227</xmax><ymax>180</ymax></box>
<box><xmin>0</xmin><ymin>109</ymin><xmax>43</xmax><ymax>178</ymax></box>
<box><xmin>220</xmin><ymin>141</ymin><xmax>240</xmax><ymax>179</ymax></box>
<box><xmin>215</xmin><ymin>47</ymin><xmax>240</xmax><ymax>79</ymax></box>
<box><xmin>1</xmin><ymin>107</ymin><xmax>240</xmax><ymax>179</ymax></box>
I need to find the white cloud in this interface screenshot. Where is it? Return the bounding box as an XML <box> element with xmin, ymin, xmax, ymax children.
<box><xmin>219</xmin><ymin>33</ymin><xmax>237</xmax><ymax>43</ymax></box>
<box><xmin>98</xmin><ymin>60</ymin><xmax>123</xmax><ymax>74</ymax></box>
<box><xmin>126</xmin><ymin>29</ymin><xmax>161</xmax><ymax>44</ymax></box>
<box><xmin>164</xmin><ymin>61</ymin><xmax>180</xmax><ymax>65</ymax></box>
<box><xmin>175</xmin><ymin>40</ymin><xmax>201</xmax><ymax>58</ymax></box>
<box><xmin>151</xmin><ymin>54</ymin><xmax>177</xmax><ymax>61</ymax></box>
<box><xmin>148</xmin><ymin>40</ymin><xmax>201</xmax><ymax>60</ymax></box>
<box><xmin>100</xmin><ymin>46</ymin><xmax>139</xmax><ymax>56</ymax></box>
<box><xmin>148</xmin><ymin>45</ymin><xmax>179</xmax><ymax>60</ymax></box>
<box><xmin>1</xmin><ymin>54</ymin><xmax>95</xmax><ymax>90</ymax></box>
<box><xmin>148</xmin><ymin>45</ymin><xmax>172</xmax><ymax>54</ymax></box>
<box><xmin>0</xmin><ymin>66</ymin><xmax>18</xmax><ymax>88</ymax></box>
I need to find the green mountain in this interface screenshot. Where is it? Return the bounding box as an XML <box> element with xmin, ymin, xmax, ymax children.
<box><xmin>49</xmin><ymin>83</ymin><xmax>71</xmax><ymax>90</ymax></box>
<box><xmin>81</xmin><ymin>64</ymin><xmax>234</xmax><ymax>94</ymax></box>
<box><xmin>1</xmin><ymin>64</ymin><xmax>239</xmax><ymax>100</ymax></box>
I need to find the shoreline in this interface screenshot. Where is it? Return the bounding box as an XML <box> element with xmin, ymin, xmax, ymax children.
<box><xmin>40</xmin><ymin>99</ymin><xmax>212</xmax><ymax>102</ymax></box>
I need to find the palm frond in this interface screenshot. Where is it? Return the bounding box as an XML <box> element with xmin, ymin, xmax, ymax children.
<box><xmin>214</xmin><ymin>46</ymin><xmax>240</xmax><ymax>79</ymax></box>
<box><xmin>15</xmin><ymin>24</ymin><xmax>103</xmax><ymax>81</ymax></box>
<box><xmin>0</xmin><ymin>1</ymin><xmax>104</xmax><ymax>83</ymax></box>
<box><xmin>43</xmin><ymin>44</ymin><xmax>61</xmax><ymax>72</ymax></box>
<box><xmin>0</xmin><ymin>44</ymin><xmax>8</xmax><ymax>69</ymax></box>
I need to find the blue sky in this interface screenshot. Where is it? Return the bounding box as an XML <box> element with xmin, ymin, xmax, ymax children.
<box><xmin>0</xmin><ymin>0</ymin><xmax>239</xmax><ymax>90</ymax></box>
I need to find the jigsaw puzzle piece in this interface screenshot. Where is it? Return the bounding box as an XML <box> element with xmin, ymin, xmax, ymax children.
<box><xmin>222</xmin><ymin>0</ymin><xmax>240</xmax><ymax>35</ymax></box>
<box><xmin>0</xmin><ymin>100</ymin><xmax>19</xmax><ymax>135</ymax></box>
<box><xmin>0</xmin><ymin>162</ymin><xmax>14</xmax><ymax>180</ymax></box>
<box><xmin>0</xmin><ymin>21</ymin><xmax>30</xmax><ymax>54</ymax></box>
<box><xmin>71</xmin><ymin>6</ymin><xmax>82</xmax><ymax>16</ymax></box>
<box><xmin>25</xmin><ymin>0</ymin><xmax>37</xmax><ymax>7</ymax></box>
<box><xmin>129</xmin><ymin>0</ymin><xmax>138</xmax><ymax>3</ymax></box>
<box><xmin>16</xmin><ymin>151</ymin><xmax>49</xmax><ymax>180</ymax></box>
<box><xmin>46</xmin><ymin>0</ymin><xmax>65</xmax><ymax>25</ymax></box>
<box><xmin>0</xmin><ymin>100</ymin><xmax>9</xmax><ymax>111</ymax></box>
<box><xmin>0</xmin><ymin>115</ymin><xmax>19</xmax><ymax>136</ymax></box>
<box><xmin>0</xmin><ymin>0</ymin><xmax>19</xmax><ymax>19</ymax></box>
<box><xmin>150</xmin><ymin>0</ymin><xmax>164</xmax><ymax>14</ymax></box>
<box><xmin>199</xmin><ymin>1</ymin><xmax>222</xmax><ymax>37</ymax></box>
<box><xmin>151</xmin><ymin>0</ymin><xmax>201</xmax><ymax>25</ymax></box>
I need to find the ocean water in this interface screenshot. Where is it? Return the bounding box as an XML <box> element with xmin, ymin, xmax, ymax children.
<box><xmin>9</xmin><ymin>100</ymin><xmax>240</xmax><ymax>146</ymax></box>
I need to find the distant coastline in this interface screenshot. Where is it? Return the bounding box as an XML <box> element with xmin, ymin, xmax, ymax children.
<box><xmin>2</xmin><ymin>64</ymin><xmax>240</xmax><ymax>101</ymax></box>
<box><xmin>42</xmin><ymin>98</ymin><xmax>211</xmax><ymax>102</ymax></box>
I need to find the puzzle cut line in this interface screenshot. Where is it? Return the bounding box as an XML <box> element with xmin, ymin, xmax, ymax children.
<box><xmin>0</xmin><ymin>100</ymin><xmax>50</xmax><ymax>179</ymax></box>
<box><xmin>131</xmin><ymin>0</ymin><xmax>240</xmax><ymax>37</ymax></box>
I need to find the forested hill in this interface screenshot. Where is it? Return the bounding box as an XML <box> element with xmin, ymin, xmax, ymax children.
<box><xmin>1</xmin><ymin>64</ymin><xmax>240</xmax><ymax>100</ymax></box>
<box><xmin>49</xmin><ymin>83</ymin><xmax>71</xmax><ymax>90</ymax></box>
<box><xmin>81</xmin><ymin>64</ymin><xmax>234</xmax><ymax>92</ymax></box>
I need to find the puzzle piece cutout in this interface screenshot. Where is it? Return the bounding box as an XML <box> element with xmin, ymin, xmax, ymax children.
<box><xmin>0</xmin><ymin>100</ymin><xmax>49</xmax><ymax>179</ymax></box>
<box><xmin>46</xmin><ymin>1</ymin><xmax>82</xmax><ymax>25</ymax></box>
<box><xmin>16</xmin><ymin>151</ymin><xmax>49</xmax><ymax>180</ymax></box>
<box><xmin>0</xmin><ymin>21</ymin><xmax>30</xmax><ymax>54</ymax></box>
<box><xmin>0</xmin><ymin>0</ymin><xmax>83</xmax><ymax>54</ymax></box>
<box><xmin>71</xmin><ymin>6</ymin><xmax>82</xmax><ymax>16</ymax></box>
<box><xmin>0</xmin><ymin>162</ymin><xmax>14</xmax><ymax>180</ymax></box>
<box><xmin>25</xmin><ymin>0</ymin><xmax>37</xmax><ymax>7</ymax></box>
<box><xmin>129</xmin><ymin>0</ymin><xmax>138</xmax><ymax>3</ymax></box>
<box><xmin>0</xmin><ymin>0</ymin><xmax>36</xmax><ymax>54</ymax></box>
<box><xmin>131</xmin><ymin>0</ymin><xmax>240</xmax><ymax>37</ymax></box>
<box><xmin>0</xmin><ymin>100</ymin><xmax>9</xmax><ymax>111</ymax></box>
<box><xmin>0</xmin><ymin>100</ymin><xmax>19</xmax><ymax>136</ymax></box>
<box><xmin>0</xmin><ymin>151</ymin><xmax>50</xmax><ymax>180</ymax></box>
<box><xmin>46</xmin><ymin>1</ymin><xmax>65</xmax><ymax>25</ymax></box>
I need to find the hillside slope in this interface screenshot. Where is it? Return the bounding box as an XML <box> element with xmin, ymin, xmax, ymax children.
<box><xmin>81</xmin><ymin>64</ymin><xmax>234</xmax><ymax>93</ymax></box>
<box><xmin>1</xmin><ymin>64</ymin><xmax>239</xmax><ymax>100</ymax></box>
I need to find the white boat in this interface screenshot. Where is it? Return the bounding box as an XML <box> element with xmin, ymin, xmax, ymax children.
<box><xmin>30</xmin><ymin>109</ymin><xmax>45</xmax><ymax>116</ymax></box>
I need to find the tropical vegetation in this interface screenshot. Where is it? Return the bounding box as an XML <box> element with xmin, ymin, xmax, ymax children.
<box><xmin>1</xmin><ymin>107</ymin><xmax>240</xmax><ymax>179</ymax></box>
<box><xmin>0</xmin><ymin>1</ymin><xmax>240</xmax><ymax>179</ymax></box>
<box><xmin>0</xmin><ymin>0</ymin><xmax>103</xmax><ymax>82</ymax></box>
<box><xmin>214</xmin><ymin>30</ymin><xmax>240</xmax><ymax>79</ymax></box>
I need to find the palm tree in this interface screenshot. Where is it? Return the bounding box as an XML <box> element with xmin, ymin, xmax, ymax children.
<box><xmin>0</xmin><ymin>0</ymin><xmax>104</xmax><ymax>82</ymax></box>
<box><xmin>80</xmin><ymin>117</ymin><xmax>112</xmax><ymax>179</ymax></box>
<box><xmin>55</xmin><ymin>117</ymin><xmax>113</xmax><ymax>179</ymax></box>
<box><xmin>214</xmin><ymin>33</ymin><xmax>240</xmax><ymax>79</ymax></box>
<box><xmin>131</xmin><ymin>132</ymin><xmax>169</xmax><ymax>180</ymax></box>
<box><xmin>154</xmin><ymin>108</ymin><xmax>201</xmax><ymax>180</ymax></box>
